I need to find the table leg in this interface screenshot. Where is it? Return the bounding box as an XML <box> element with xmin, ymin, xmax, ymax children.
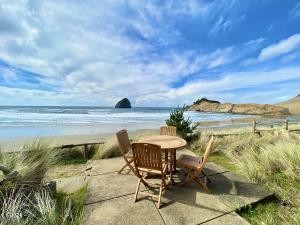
<box><xmin>172</xmin><ymin>149</ymin><xmax>176</xmax><ymax>172</ymax></box>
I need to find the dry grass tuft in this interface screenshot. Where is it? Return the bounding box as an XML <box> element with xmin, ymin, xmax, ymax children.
<box><xmin>93</xmin><ymin>137</ymin><xmax>120</xmax><ymax>159</ymax></box>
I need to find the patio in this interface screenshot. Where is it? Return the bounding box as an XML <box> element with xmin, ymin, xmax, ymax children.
<box><xmin>83</xmin><ymin>149</ymin><xmax>273</xmax><ymax>225</ymax></box>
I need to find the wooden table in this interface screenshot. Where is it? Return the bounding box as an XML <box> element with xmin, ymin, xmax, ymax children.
<box><xmin>138</xmin><ymin>135</ymin><xmax>187</xmax><ymax>180</ymax></box>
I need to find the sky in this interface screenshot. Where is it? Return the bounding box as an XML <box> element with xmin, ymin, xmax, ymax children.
<box><xmin>0</xmin><ymin>0</ymin><xmax>300</xmax><ymax>106</ymax></box>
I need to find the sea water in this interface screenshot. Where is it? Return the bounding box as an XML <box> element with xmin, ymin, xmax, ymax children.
<box><xmin>0</xmin><ymin>106</ymin><xmax>295</xmax><ymax>139</ymax></box>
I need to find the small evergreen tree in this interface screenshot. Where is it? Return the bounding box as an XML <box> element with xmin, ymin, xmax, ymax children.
<box><xmin>166</xmin><ymin>106</ymin><xmax>197</xmax><ymax>139</ymax></box>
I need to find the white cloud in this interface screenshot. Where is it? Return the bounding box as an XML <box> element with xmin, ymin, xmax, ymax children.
<box><xmin>137</xmin><ymin>66</ymin><xmax>300</xmax><ymax>105</ymax></box>
<box><xmin>0</xmin><ymin>0</ymin><xmax>298</xmax><ymax>106</ymax></box>
<box><xmin>258</xmin><ymin>34</ymin><xmax>300</xmax><ymax>61</ymax></box>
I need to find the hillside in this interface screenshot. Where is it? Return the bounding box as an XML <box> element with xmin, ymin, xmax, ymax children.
<box><xmin>276</xmin><ymin>95</ymin><xmax>300</xmax><ymax>115</ymax></box>
<box><xmin>188</xmin><ymin>98</ymin><xmax>290</xmax><ymax>116</ymax></box>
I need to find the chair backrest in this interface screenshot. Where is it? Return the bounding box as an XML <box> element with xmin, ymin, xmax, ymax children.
<box><xmin>160</xmin><ymin>125</ymin><xmax>177</xmax><ymax>136</ymax></box>
<box><xmin>198</xmin><ymin>136</ymin><xmax>215</xmax><ymax>170</ymax></box>
<box><xmin>131</xmin><ymin>143</ymin><xmax>162</xmax><ymax>171</ymax></box>
<box><xmin>116</xmin><ymin>129</ymin><xmax>131</xmax><ymax>156</ymax></box>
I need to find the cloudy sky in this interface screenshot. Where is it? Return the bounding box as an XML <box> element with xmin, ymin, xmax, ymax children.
<box><xmin>0</xmin><ymin>0</ymin><xmax>300</xmax><ymax>106</ymax></box>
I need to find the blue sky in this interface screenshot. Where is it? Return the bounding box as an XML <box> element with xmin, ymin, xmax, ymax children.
<box><xmin>0</xmin><ymin>0</ymin><xmax>300</xmax><ymax>106</ymax></box>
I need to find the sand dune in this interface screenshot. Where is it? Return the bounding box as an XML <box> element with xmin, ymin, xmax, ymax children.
<box><xmin>276</xmin><ymin>95</ymin><xmax>300</xmax><ymax>115</ymax></box>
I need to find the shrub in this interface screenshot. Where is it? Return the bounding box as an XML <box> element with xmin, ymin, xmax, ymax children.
<box><xmin>166</xmin><ymin>106</ymin><xmax>197</xmax><ymax>139</ymax></box>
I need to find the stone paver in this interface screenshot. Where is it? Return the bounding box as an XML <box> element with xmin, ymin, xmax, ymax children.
<box><xmin>83</xmin><ymin>152</ymin><xmax>272</xmax><ymax>225</ymax></box>
<box><xmin>208</xmin><ymin>172</ymin><xmax>274</xmax><ymax>210</ymax></box>
<box><xmin>83</xmin><ymin>194</ymin><xmax>165</xmax><ymax>225</ymax></box>
<box><xmin>56</xmin><ymin>175</ymin><xmax>87</xmax><ymax>194</ymax></box>
<box><xmin>85</xmin><ymin>172</ymin><xmax>143</xmax><ymax>204</ymax></box>
<box><xmin>91</xmin><ymin>157</ymin><xmax>127</xmax><ymax>175</ymax></box>
<box><xmin>201</xmin><ymin>212</ymin><xmax>250</xmax><ymax>225</ymax></box>
<box><xmin>157</xmin><ymin>186</ymin><xmax>232</xmax><ymax>225</ymax></box>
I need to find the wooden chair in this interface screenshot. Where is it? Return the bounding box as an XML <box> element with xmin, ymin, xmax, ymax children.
<box><xmin>160</xmin><ymin>125</ymin><xmax>177</xmax><ymax>172</ymax></box>
<box><xmin>160</xmin><ymin>125</ymin><xmax>177</xmax><ymax>136</ymax></box>
<box><xmin>176</xmin><ymin>136</ymin><xmax>215</xmax><ymax>192</ymax></box>
<box><xmin>116</xmin><ymin>129</ymin><xmax>135</xmax><ymax>174</ymax></box>
<box><xmin>132</xmin><ymin>143</ymin><xmax>168</xmax><ymax>209</ymax></box>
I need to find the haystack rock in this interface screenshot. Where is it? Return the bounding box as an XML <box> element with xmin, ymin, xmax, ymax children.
<box><xmin>115</xmin><ymin>98</ymin><xmax>131</xmax><ymax>108</ymax></box>
<box><xmin>188</xmin><ymin>98</ymin><xmax>290</xmax><ymax>116</ymax></box>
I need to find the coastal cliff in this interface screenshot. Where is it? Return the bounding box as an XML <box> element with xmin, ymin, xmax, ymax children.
<box><xmin>188</xmin><ymin>98</ymin><xmax>290</xmax><ymax>116</ymax></box>
<box><xmin>276</xmin><ymin>94</ymin><xmax>300</xmax><ymax>115</ymax></box>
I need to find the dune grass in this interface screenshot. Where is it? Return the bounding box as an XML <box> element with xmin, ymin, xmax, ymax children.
<box><xmin>0</xmin><ymin>185</ymin><xmax>87</xmax><ymax>225</ymax></box>
<box><xmin>191</xmin><ymin>129</ymin><xmax>300</xmax><ymax>224</ymax></box>
<box><xmin>0</xmin><ymin>140</ymin><xmax>87</xmax><ymax>225</ymax></box>
<box><xmin>0</xmin><ymin>140</ymin><xmax>61</xmax><ymax>189</ymax></box>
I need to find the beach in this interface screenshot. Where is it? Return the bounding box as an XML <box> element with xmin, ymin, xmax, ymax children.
<box><xmin>1</xmin><ymin>106</ymin><xmax>300</xmax><ymax>152</ymax></box>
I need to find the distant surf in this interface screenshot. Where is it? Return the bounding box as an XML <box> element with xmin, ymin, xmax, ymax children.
<box><xmin>0</xmin><ymin>106</ymin><xmax>253</xmax><ymax>139</ymax></box>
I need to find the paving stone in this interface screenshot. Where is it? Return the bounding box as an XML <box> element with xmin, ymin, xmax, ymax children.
<box><xmin>91</xmin><ymin>157</ymin><xmax>129</xmax><ymax>175</ymax></box>
<box><xmin>201</xmin><ymin>212</ymin><xmax>250</xmax><ymax>225</ymax></box>
<box><xmin>156</xmin><ymin>186</ymin><xmax>232</xmax><ymax>225</ymax></box>
<box><xmin>83</xmin><ymin>194</ymin><xmax>165</xmax><ymax>225</ymax></box>
<box><xmin>56</xmin><ymin>175</ymin><xmax>87</xmax><ymax>194</ymax></box>
<box><xmin>85</xmin><ymin>172</ymin><xmax>146</xmax><ymax>204</ymax></box>
<box><xmin>208</xmin><ymin>171</ymin><xmax>274</xmax><ymax>210</ymax></box>
<box><xmin>83</xmin><ymin>155</ymin><xmax>273</xmax><ymax>225</ymax></box>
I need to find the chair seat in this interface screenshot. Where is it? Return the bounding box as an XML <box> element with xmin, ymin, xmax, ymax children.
<box><xmin>177</xmin><ymin>154</ymin><xmax>201</xmax><ymax>169</ymax></box>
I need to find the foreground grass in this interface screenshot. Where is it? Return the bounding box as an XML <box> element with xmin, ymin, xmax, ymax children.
<box><xmin>191</xmin><ymin>129</ymin><xmax>300</xmax><ymax>225</ymax></box>
<box><xmin>0</xmin><ymin>141</ymin><xmax>88</xmax><ymax>225</ymax></box>
<box><xmin>0</xmin><ymin>185</ymin><xmax>87</xmax><ymax>225</ymax></box>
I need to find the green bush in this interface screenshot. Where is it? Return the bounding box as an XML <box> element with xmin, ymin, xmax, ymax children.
<box><xmin>166</xmin><ymin>106</ymin><xmax>197</xmax><ymax>139</ymax></box>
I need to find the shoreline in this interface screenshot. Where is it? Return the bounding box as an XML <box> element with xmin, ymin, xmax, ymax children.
<box><xmin>0</xmin><ymin>128</ymin><xmax>159</xmax><ymax>152</ymax></box>
<box><xmin>1</xmin><ymin>115</ymin><xmax>299</xmax><ymax>152</ymax></box>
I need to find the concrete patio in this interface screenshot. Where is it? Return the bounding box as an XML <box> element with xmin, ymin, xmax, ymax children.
<box><xmin>83</xmin><ymin>150</ymin><xmax>273</xmax><ymax>225</ymax></box>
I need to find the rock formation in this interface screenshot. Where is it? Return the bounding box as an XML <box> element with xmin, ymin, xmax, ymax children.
<box><xmin>188</xmin><ymin>98</ymin><xmax>290</xmax><ymax>116</ymax></box>
<box><xmin>276</xmin><ymin>94</ymin><xmax>300</xmax><ymax>115</ymax></box>
<box><xmin>115</xmin><ymin>98</ymin><xmax>131</xmax><ymax>108</ymax></box>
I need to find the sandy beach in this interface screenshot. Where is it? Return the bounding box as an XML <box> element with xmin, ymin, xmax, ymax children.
<box><xmin>0</xmin><ymin>128</ymin><xmax>160</xmax><ymax>152</ymax></box>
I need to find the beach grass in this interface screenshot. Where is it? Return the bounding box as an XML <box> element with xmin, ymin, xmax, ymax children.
<box><xmin>191</xmin><ymin>129</ymin><xmax>300</xmax><ymax>224</ymax></box>
<box><xmin>0</xmin><ymin>140</ymin><xmax>60</xmax><ymax>189</ymax></box>
<box><xmin>0</xmin><ymin>185</ymin><xmax>87</xmax><ymax>225</ymax></box>
<box><xmin>0</xmin><ymin>140</ymin><xmax>87</xmax><ymax>225</ymax></box>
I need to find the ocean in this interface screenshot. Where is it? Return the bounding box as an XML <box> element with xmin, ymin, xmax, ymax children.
<box><xmin>0</xmin><ymin>106</ymin><xmax>254</xmax><ymax>139</ymax></box>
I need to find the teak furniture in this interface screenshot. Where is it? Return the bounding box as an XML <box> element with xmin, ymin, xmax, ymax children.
<box><xmin>176</xmin><ymin>136</ymin><xmax>215</xmax><ymax>192</ymax></box>
<box><xmin>116</xmin><ymin>129</ymin><xmax>135</xmax><ymax>174</ymax></box>
<box><xmin>131</xmin><ymin>143</ymin><xmax>168</xmax><ymax>208</ymax></box>
<box><xmin>138</xmin><ymin>135</ymin><xmax>187</xmax><ymax>181</ymax></box>
<box><xmin>160</xmin><ymin>125</ymin><xmax>177</xmax><ymax>136</ymax></box>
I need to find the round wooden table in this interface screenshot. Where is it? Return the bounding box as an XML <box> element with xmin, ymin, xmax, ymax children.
<box><xmin>139</xmin><ymin>135</ymin><xmax>187</xmax><ymax>176</ymax></box>
<box><xmin>139</xmin><ymin>135</ymin><xmax>187</xmax><ymax>150</ymax></box>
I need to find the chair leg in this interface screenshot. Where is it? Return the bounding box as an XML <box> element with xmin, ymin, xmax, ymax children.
<box><xmin>195</xmin><ymin>177</ymin><xmax>210</xmax><ymax>193</ymax></box>
<box><xmin>134</xmin><ymin>178</ymin><xmax>141</xmax><ymax>203</ymax></box>
<box><xmin>118</xmin><ymin>163</ymin><xmax>128</xmax><ymax>174</ymax></box>
<box><xmin>201</xmin><ymin>171</ymin><xmax>211</xmax><ymax>183</ymax></box>
<box><xmin>179</xmin><ymin>173</ymin><xmax>194</xmax><ymax>187</ymax></box>
<box><xmin>157</xmin><ymin>182</ymin><xmax>163</xmax><ymax>209</ymax></box>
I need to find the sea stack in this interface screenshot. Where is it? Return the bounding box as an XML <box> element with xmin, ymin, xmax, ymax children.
<box><xmin>115</xmin><ymin>98</ymin><xmax>131</xmax><ymax>108</ymax></box>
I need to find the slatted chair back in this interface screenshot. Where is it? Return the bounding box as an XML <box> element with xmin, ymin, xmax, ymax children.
<box><xmin>160</xmin><ymin>125</ymin><xmax>177</xmax><ymax>136</ymax></box>
<box><xmin>198</xmin><ymin>136</ymin><xmax>215</xmax><ymax>170</ymax></box>
<box><xmin>132</xmin><ymin>143</ymin><xmax>162</xmax><ymax>171</ymax></box>
<box><xmin>116</xmin><ymin>129</ymin><xmax>131</xmax><ymax>156</ymax></box>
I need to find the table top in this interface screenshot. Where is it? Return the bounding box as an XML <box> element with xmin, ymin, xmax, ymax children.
<box><xmin>138</xmin><ymin>135</ymin><xmax>187</xmax><ymax>149</ymax></box>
